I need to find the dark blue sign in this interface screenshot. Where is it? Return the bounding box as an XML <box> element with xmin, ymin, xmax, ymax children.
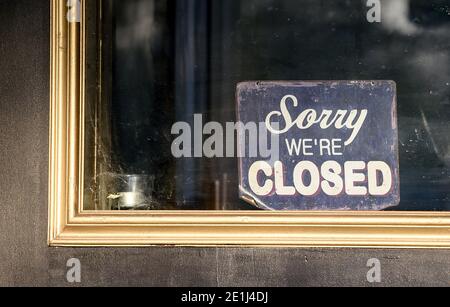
<box><xmin>237</xmin><ymin>81</ymin><xmax>400</xmax><ymax>211</ymax></box>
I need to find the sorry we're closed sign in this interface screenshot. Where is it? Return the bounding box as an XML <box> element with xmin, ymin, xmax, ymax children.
<box><xmin>237</xmin><ymin>81</ymin><xmax>400</xmax><ymax>211</ymax></box>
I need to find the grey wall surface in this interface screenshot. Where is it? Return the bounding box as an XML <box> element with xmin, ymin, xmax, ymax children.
<box><xmin>0</xmin><ymin>0</ymin><xmax>449</xmax><ymax>287</ymax></box>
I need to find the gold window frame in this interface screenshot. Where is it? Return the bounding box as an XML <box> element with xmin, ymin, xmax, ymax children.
<box><xmin>48</xmin><ymin>0</ymin><xmax>450</xmax><ymax>248</ymax></box>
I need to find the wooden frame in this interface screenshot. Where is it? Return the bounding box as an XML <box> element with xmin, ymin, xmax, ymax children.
<box><xmin>49</xmin><ymin>0</ymin><xmax>450</xmax><ymax>248</ymax></box>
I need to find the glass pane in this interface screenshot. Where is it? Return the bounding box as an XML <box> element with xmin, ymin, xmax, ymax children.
<box><xmin>84</xmin><ymin>0</ymin><xmax>450</xmax><ymax>211</ymax></box>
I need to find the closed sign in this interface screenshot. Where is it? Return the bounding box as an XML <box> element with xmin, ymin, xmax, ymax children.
<box><xmin>237</xmin><ymin>81</ymin><xmax>400</xmax><ymax>211</ymax></box>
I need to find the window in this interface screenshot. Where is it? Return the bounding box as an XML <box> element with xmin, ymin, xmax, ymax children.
<box><xmin>49</xmin><ymin>0</ymin><xmax>450</xmax><ymax>247</ymax></box>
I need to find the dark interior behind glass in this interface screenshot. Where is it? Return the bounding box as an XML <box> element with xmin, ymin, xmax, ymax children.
<box><xmin>84</xmin><ymin>0</ymin><xmax>450</xmax><ymax>211</ymax></box>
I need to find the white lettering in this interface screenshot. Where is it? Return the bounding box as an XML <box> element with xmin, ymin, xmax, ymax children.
<box><xmin>266</xmin><ymin>95</ymin><xmax>368</xmax><ymax>146</ymax></box>
<box><xmin>368</xmin><ymin>161</ymin><xmax>392</xmax><ymax>196</ymax></box>
<box><xmin>249</xmin><ymin>161</ymin><xmax>273</xmax><ymax>196</ymax></box>
<box><xmin>247</xmin><ymin>160</ymin><xmax>393</xmax><ymax>197</ymax></box>
<box><xmin>344</xmin><ymin>161</ymin><xmax>368</xmax><ymax>196</ymax></box>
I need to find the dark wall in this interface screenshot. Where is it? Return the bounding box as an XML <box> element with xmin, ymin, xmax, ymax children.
<box><xmin>0</xmin><ymin>0</ymin><xmax>450</xmax><ymax>287</ymax></box>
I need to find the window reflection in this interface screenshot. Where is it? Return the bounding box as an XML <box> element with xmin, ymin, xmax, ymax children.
<box><xmin>85</xmin><ymin>0</ymin><xmax>450</xmax><ymax>211</ymax></box>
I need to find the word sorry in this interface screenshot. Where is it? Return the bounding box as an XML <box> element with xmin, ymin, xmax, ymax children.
<box><xmin>266</xmin><ymin>95</ymin><xmax>368</xmax><ymax>146</ymax></box>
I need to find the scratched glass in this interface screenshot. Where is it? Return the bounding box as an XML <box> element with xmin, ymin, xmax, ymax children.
<box><xmin>83</xmin><ymin>0</ymin><xmax>450</xmax><ymax>211</ymax></box>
